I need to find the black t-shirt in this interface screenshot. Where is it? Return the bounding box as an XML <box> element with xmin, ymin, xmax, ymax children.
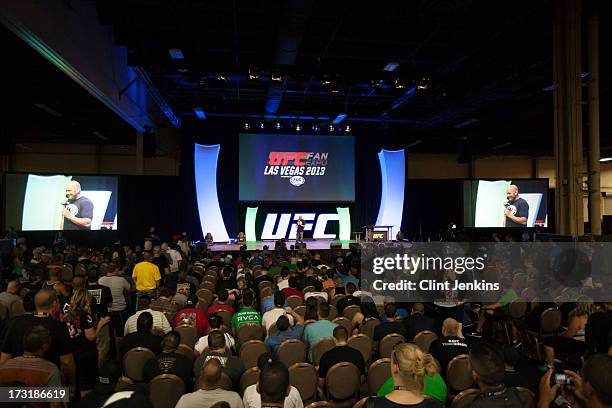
<box><xmin>1</xmin><ymin>314</ymin><xmax>73</xmax><ymax>367</ymax></box>
<box><xmin>64</xmin><ymin>312</ymin><xmax>96</xmax><ymax>355</ymax></box>
<box><xmin>336</xmin><ymin>295</ymin><xmax>361</xmax><ymax>315</ymax></box>
<box><xmin>63</xmin><ymin>196</ymin><xmax>94</xmax><ymax>230</ymax></box>
<box><xmin>370</xmin><ymin>396</ymin><xmax>439</xmax><ymax>408</ymax></box>
<box><xmin>121</xmin><ymin>332</ymin><xmax>163</xmax><ymax>356</ymax></box>
<box><xmin>142</xmin><ymin>351</ymin><xmax>193</xmax><ymax>390</ymax></box>
<box><xmin>297</xmin><ymin>275</ymin><xmax>322</xmax><ymax>292</ymax></box>
<box><xmin>404</xmin><ymin>315</ymin><xmax>434</xmax><ymax>341</ymax></box>
<box><xmin>319</xmin><ymin>345</ymin><xmax>365</xmax><ymax>378</ymax></box>
<box><xmin>153</xmin><ymin>255</ymin><xmax>169</xmax><ymax>273</ymax></box>
<box><xmin>175</xmin><ymin>280</ymin><xmax>198</xmax><ymax>301</ymax></box>
<box><xmin>373</xmin><ymin>321</ymin><xmax>407</xmax><ymax>342</ymax></box>
<box><xmin>428</xmin><ymin>336</ymin><xmax>469</xmax><ymax>376</ymax></box>
<box><xmin>88</xmin><ymin>284</ymin><xmax>113</xmax><ymax>320</ymax></box>
<box><xmin>505</xmin><ymin>197</ymin><xmax>529</xmax><ymax>228</ymax></box>
<box><xmin>470</xmin><ymin>387</ymin><xmax>527</xmax><ymax>408</ymax></box>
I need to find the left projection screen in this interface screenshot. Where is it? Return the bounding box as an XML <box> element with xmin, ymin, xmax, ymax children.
<box><xmin>4</xmin><ymin>174</ymin><xmax>119</xmax><ymax>231</ymax></box>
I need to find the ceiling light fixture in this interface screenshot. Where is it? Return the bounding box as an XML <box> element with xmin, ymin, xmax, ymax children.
<box><xmin>168</xmin><ymin>48</ymin><xmax>184</xmax><ymax>59</ymax></box>
<box><xmin>193</xmin><ymin>107</ymin><xmax>206</xmax><ymax>120</ymax></box>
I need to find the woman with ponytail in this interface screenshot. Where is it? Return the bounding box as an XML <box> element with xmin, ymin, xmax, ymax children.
<box><xmin>372</xmin><ymin>343</ymin><xmax>444</xmax><ymax>407</ymax></box>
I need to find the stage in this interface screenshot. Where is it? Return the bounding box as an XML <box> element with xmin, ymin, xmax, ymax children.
<box><xmin>208</xmin><ymin>239</ymin><xmax>356</xmax><ymax>252</ymax></box>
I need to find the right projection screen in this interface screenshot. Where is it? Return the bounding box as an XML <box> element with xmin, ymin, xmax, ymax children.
<box><xmin>463</xmin><ymin>179</ymin><xmax>548</xmax><ymax>228</ymax></box>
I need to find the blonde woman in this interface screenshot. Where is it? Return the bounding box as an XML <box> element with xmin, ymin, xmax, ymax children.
<box><xmin>62</xmin><ymin>288</ymin><xmax>110</xmax><ymax>396</ymax></box>
<box><xmin>371</xmin><ymin>343</ymin><xmax>441</xmax><ymax>407</ymax></box>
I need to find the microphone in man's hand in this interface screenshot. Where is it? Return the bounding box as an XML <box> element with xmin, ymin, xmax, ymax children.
<box><xmin>61</xmin><ymin>194</ymin><xmax>70</xmax><ymax>206</ymax></box>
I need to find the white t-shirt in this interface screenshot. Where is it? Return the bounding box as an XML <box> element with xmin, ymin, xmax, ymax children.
<box><xmin>194</xmin><ymin>332</ymin><xmax>236</xmax><ymax>354</ymax></box>
<box><xmin>243</xmin><ymin>384</ymin><xmax>303</xmax><ymax>408</ymax></box>
<box><xmin>277</xmin><ymin>279</ymin><xmax>289</xmax><ymax>290</ymax></box>
<box><xmin>261</xmin><ymin>308</ymin><xmax>294</xmax><ymax>331</ymax></box>
<box><xmin>123</xmin><ymin>309</ymin><xmax>172</xmax><ymax>336</ymax></box>
<box><xmin>167</xmin><ymin>249</ymin><xmax>183</xmax><ymax>273</ymax></box>
<box><xmin>176</xmin><ymin>389</ymin><xmax>244</xmax><ymax>408</ymax></box>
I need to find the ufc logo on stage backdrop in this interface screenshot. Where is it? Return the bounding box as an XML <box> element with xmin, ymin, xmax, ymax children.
<box><xmin>261</xmin><ymin>213</ymin><xmax>339</xmax><ymax>240</ymax></box>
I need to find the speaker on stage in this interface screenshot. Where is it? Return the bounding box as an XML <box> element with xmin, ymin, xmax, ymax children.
<box><xmin>295</xmin><ymin>242</ymin><xmax>307</xmax><ymax>250</ymax></box>
<box><xmin>330</xmin><ymin>242</ymin><xmax>342</xmax><ymax>249</ymax></box>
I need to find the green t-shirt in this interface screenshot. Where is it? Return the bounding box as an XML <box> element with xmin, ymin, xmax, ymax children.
<box><xmin>376</xmin><ymin>374</ymin><xmax>447</xmax><ymax>405</ymax></box>
<box><xmin>499</xmin><ymin>288</ymin><xmax>518</xmax><ymax>314</ymax></box>
<box><xmin>231</xmin><ymin>307</ymin><xmax>261</xmax><ymax>329</ymax></box>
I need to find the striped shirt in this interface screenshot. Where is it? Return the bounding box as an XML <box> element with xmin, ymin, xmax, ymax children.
<box><xmin>0</xmin><ymin>356</ymin><xmax>61</xmax><ymax>387</ymax></box>
<box><xmin>124</xmin><ymin>309</ymin><xmax>172</xmax><ymax>336</ymax></box>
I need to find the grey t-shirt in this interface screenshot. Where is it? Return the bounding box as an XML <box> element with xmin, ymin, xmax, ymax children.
<box><xmin>176</xmin><ymin>389</ymin><xmax>244</xmax><ymax>408</ymax></box>
<box><xmin>0</xmin><ymin>292</ymin><xmax>21</xmax><ymax>309</ymax></box>
<box><xmin>99</xmin><ymin>276</ymin><xmax>131</xmax><ymax>312</ymax></box>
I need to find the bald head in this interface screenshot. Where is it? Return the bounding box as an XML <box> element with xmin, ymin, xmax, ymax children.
<box><xmin>506</xmin><ymin>185</ymin><xmax>519</xmax><ymax>201</ymax></box>
<box><xmin>65</xmin><ymin>180</ymin><xmax>82</xmax><ymax>200</ymax></box>
<box><xmin>34</xmin><ymin>289</ymin><xmax>58</xmax><ymax>312</ymax></box>
<box><xmin>200</xmin><ymin>358</ymin><xmax>222</xmax><ymax>389</ymax></box>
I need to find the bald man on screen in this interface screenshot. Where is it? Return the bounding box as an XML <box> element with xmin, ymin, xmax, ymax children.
<box><xmin>504</xmin><ymin>185</ymin><xmax>529</xmax><ymax>227</ymax></box>
<box><xmin>62</xmin><ymin>180</ymin><xmax>93</xmax><ymax>230</ymax></box>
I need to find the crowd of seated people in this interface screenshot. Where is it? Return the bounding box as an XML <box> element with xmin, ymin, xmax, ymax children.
<box><xmin>0</xmin><ymin>232</ymin><xmax>611</xmax><ymax>408</ymax></box>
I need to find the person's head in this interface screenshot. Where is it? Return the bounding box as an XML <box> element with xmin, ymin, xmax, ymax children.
<box><xmin>200</xmin><ymin>358</ymin><xmax>223</xmax><ymax>390</ymax></box>
<box><xmin>469</xmin><ymin>342</ymin><xmax>505</xmax><ymax>389</ymax></box>
<box><xmin>208</xmin><ymin>330</ymin><xmax>227</xmax><ymax>352</ymax></box>
<box><xmin>274</xmin><ymin>292</ymin><xmax>285</xmax><ymax>308</ymax></box>
<box><xmin>66</xmin><ymin>288</ymin><xmax>91</xmax><ymax>317</ymax></box>
<box><xmin>441</xmin><ymin>318</ymin><xmax>461</xmax><ymax>337</ymax></box>
<box><xmin>137</xmin><ymin>295</ymin><xmax>151</xmax><ymax>311</ymax></box>
<box><xmin>288</xmin><ymin>277</ymin><xmax>298</xmax><ymax>289</ymax></box>
<box><xmin>65</xmin><ymin>180</ymin><xmax>82</xmax><ymax>200</ymax></box>
<box><xmin>242</xmin><ymin>291</ymin><xmax>254</xmax><ymax>308</ymax></box>
<box><xmin>34</xmin><ymin>289</ymin><xmax>59</xmax><ymax>314</ymax></box>
<box><xmin>391</xmin><ymin>343</ymin><xmax>438</xmax><ymax>392</ymax></box>
<box><xmin>143</xmin><ymin>251</ymin><xmax>153</xmax><ymax>262</ymax></box>
<box><xmin>218</xmin><ymin>289</ymin><xmax>229</xmax><ymax>303</ymax></box>
<box><xmin>161</xmin><ymin>242</ymin><xmax>169</xmax><ymax>251</ymax></box>
<box><xmin>384</xmin><ymin>303</ymin><xmax>398</xmax><ymax>320</ymax></box>
<box><xmin>162</xmin><ymin>331</ymin><xmax>181</xmax><ymax>351</ymax></box>
<box><xmin>280</xmin><ymin>267</ymin><xmax>289</xmax><ymax>279</ymax></box>
<box><xmin>49</xmin><ymin>268</ymin><xmax>60</xmax><ymax>281</ymax></box>
<box><xmin>318</xmin><ymin>302</ymin><xmax>330</xmax><ymax>319</ymax></box>
<box><xmin>276</xmin><ymin>315</ymin><xmax>290</xmax><ymax>332</ymax></box>
<box><xmin>506</xmin><ymin>184</ymin><xmax>519</xmax><ymax>201</ymax></box>
<box><xmin>158</xmin><ymin>287</ymin><xmax>174</xmax><ymax>299</ymax></box>
<box><xmin>72</xmin><ymin>276</ymin><xmax>86</xmax><ymax>289</ymax></box>
<box><xmin>144</xmin><ymin>241</ymin><xmax>153</xmax><ymax>252</ymax></box>
<box><xmin>258</xmin><ymin>360</ymin><xmax>290</xmax><ymax>405</ymax></box>
<box><xmin>136</xmin><ymin>312</ymin><xmax>154</xmax><ymax>333</ymax></box>
<box><xmin>23</xmin><ymin>325</ymin><xmax>51</xmax><ymax>356</ymax></box>
<box><xmin>87</xmin><ymin>268</ymin><xmax>99</xmax><ymax>284</ymax></box>
<box><xmin>411</xmin><ymin>303</ymin><xmax>425</xmax><ymax>316</ymax></box>
<box><xmin>6</xmin><ymin>280</ymin><xmax>19</xmax><ymax>294</ymax></box>
<box><xmin>346</xmin><ymin>282</ymin><xmax>357</xmax><ymax>296</ymax></box>
<box><xmin>208</xmin><ymin>313</ymin><xmax>223</xmax><ymax>329</ymax></box>
<box><xmin>581</xmin><ymin>354</ymin><xmax>612</xmax><ymax>406</ymax></box>
<box><xmin>333</xmin><ymin>325</ymin><xmax>349</xmax><ymax>345</ymax></box>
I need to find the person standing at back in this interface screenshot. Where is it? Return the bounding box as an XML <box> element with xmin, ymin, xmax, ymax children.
<box><xmin>132</xmin><ymin>252</ymin><xmax>161</xmax><ymax>300</ymax></box>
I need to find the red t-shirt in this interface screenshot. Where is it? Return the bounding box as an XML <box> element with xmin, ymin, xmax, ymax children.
<box><xmin>282</xmin><ymin>287</ymin><xmax>304</xmax><ymax>300</ymax></box>
<box><xmin>207</xmin><ymin>303</ymin><xmax>235</xmax><ymax>316</ymax></box>
<box><xmin>173</xmin><ymin>308</ymin><xmax>209</xmax><ymax>337</ymax></box>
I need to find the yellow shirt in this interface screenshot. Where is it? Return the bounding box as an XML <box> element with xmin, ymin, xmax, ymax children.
<box><xmin>132</xmin><ymin>261</ymin><xmax>161</xmax><ymax>292</ymax></box>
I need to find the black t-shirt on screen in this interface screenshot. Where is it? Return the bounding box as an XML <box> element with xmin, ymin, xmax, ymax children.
<box><xmin>505</xmin><ymin>197</ymin><xmax>529</xmax><ymax>228</ymax></box>
<box><xmin>1</xmin><ymin>314</ymin><xmax>73</xmax><ymax>367</ymax></box>
<box><xmin>63</xmin><ymin>196</ymin><xmax>94</xmax><ymax>230</ymax></box>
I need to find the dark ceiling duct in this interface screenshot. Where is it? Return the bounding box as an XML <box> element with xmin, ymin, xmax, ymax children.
<box><xmin>265</xmin><ymin>0</ymin><xmax>313</xmax><ymax>114</ymax></box>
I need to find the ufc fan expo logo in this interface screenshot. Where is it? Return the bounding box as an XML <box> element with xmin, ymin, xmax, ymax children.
<box><xmin>264</xmin><ymin>151</ymin><xmax>328</xmax><ymax>187</ymax></box>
